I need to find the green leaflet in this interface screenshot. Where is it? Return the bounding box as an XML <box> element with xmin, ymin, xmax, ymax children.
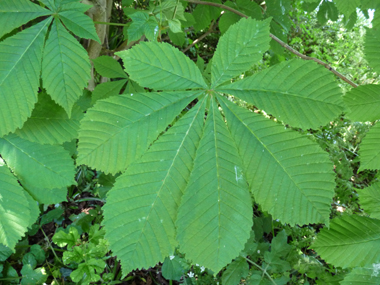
<box><xmin>14</xmin><ymin>92</ymin><xmax>84</xmax><ymax>145</ymax></box>
<box><xmin>176</xmin><ymin>97</ymin><xmax>253</xmax><ymax>273</ymax></box>
<box><xmin>127</xmin><ymin>12</ymin><xmax>158</xmax><ymax>41</ymax></box>
<box><xmin>317</xmin><ymin>1</ymin><xmax>338</xmax><ymax>25</ymax></box>
<box><xmin>218</xmin><ymin>96</ymin><xmax>335</xmax><ymax>225</ymax></box>
<box><xmin>344</xmin><ymin>84</ymin><xmax>380</xmax><ymax>122</ymax></box>
<box><xmin>313</xmin><ymin>215</ymin><xmax>380</xmax><ymax>268</ymax></box>
<box><xmin>118</xmin><ymin>42</ymin><xmax>208</xmax><ymax>90</ymax></box>
<box><xmin>211</xmin><ymin>17</ymin><xmax>271</xmax><ymax>88</ymax></box>
<box><xmin>103</xmin><ymin>98</ymin><xmax>206</xmax><ymax>273</ymax></box>
<box><xmin>266</xmin><ymin>0</ymin><xmax>292</xmax><ymax>33</ymax></box>
<box><xmin>358</xmin><ymin>181</ymin><xmax>380</xmax><ymax>219</ymax></box>
<box><xmin>91</xmin><ymin>80</ymin><xmax>127</xmax><ymax>104</ymax></box>
<box><xmin>222</xmin><ymin>257</ymin><xmax>249</xmax><ymax>285</ymax></box>
<box><xmin>340</xmin><ymin>267</ymin><xmax>380</xmax><ymax>285</ymax></box>
<box><xmin>333</xmin><ymin>0</ymin><xmax>360</xmax><ymax>17</ymax></box>
<box><xmin>42</xmin><ymin>19</ymin><xmax>91</xmax><ymax>117</ymax></box>
<box><xmin>78</xmin><ymin>91</ymin><xmax>202</xmax><ymax>174</ymax></box>
<box><xmin>0</xmin><ymin>134</ymin><xmax>76</xmax><ymax>193</ymax></box>
<box><xmin>358</xmin><ymin>123</ymin><xmax>380</xmax><ymax>171</ymax></box>
<box><xmin>0</xmin><ymin>164</ymin><xmax>32</xmax><ymax>250</ymax></box>
<box><xmin>365</xmin><ymin>13</ymin><xmax>380</xmax><ymax>76</ymax></box>
<box><xmin>58</xmin><ymin>2</ymin><xmax>100</xmax><ymax>43</ymax></box>
<box><xmin>0</xmin><ymin>18</ymin><xmax>51</xmax><ymax>137</ymax></box>
<box><xmin>217</xmin><ymin>59</ymin><xmax>344</xmax><ymax>130</ymax></box>
<box><xmin>92</xmin><ymin>56</ymin><xmax>128</xmax><ymax>79</ymax></box>
<box><xmin>0</xmin><ymin>0</ymin><xmax>51</xmax><ymax>39</ymax></box>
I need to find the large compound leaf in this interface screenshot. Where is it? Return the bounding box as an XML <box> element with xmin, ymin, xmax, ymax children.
<box><xmin>117</xmin><ymin>42</ymin><xmax>208</xmax><ymax>90</ymax></box>
<box><xmin>333</xmin><ymin>0</ymin><xmax>360</xmax><ymax>17</ymax></box>
<box><xmin>211</xmin><ymin>17</ymin><xmax>271</xmax><ymax>88</ymax></box>
<box><xmin>0</xmin><ymin>134</ymin><xmax>76</xmax><ymax>192</ymax></box>
<box><xmin>58</xmin><ymin>2</ymin><xmax>100</xmax><ymax>42</ymax></box>
<box><xmin>313</xmin><ymin>215</ymin><xmax>380</xmax><ymax>268</ymax></box>
<box><xmin>365</xmin><ymin>13</ymin><xmax>380</xmax><ymax>74</ymax></box>
<box><xmin>0</xmin><ymin>0</ymin><xmax>51</xmax><ymax>39</ymax></box>
<box><xmin>218</xmin><ymin>96</ymin><xmax>335</xmax><ymax>225</ymax></box>
<box><xmin>42</xmin><ymin>19</ymin><xmax>91</xmax><ymax>116</ymax></box>
<box><xmin>0</xmin><ymin>164</ymin><xmax>31</xmax><ymax>250</ymax></box>
<box><xmin>15</xmin><ymin>92</ymin><xmax>84</xmax><ymax>145</ymax></box>
<box><xmin>103</xmin><ymin>98</ymin><xmax>207</xmax><ymax>273</ymax></box>
<box><xmin>344</xmin><ymin>84</ymin><xmax>380</xmax><ymax>122</ymax></box>
<box><xmin>341</xmin><ymin>267</ymin><xmax>380</xmax><ymax>285</ymax></box>
<box><xmin>358</xmin><ymin>182</ymin><xmax>380</xmax><ymax>219</ymax></box>
<box><xmin>217</xmin><ymin>59</ymin><xmax>344</xmax><ymax>130</ymax></box>
<box><xmin>92</xmin><ymin>56</ymin><xmax>128</xmax><ymax>79</ymax></box>
<box><xmin>358</xmin><ymin>123</ymin><xmax>380</xmax><ymax>171</ymax></box>
<box><xmin>0</xmin><ymin>18</ymin><xmax>51</xmax><ymax>137</ymax></box>
<box><xmin>176</xmin><ymin>97</ymin><xmax>253</xmax><ymax>273</ymax></box>
<box><xmin>78</xmin><ymin>91</ymin><xmax>202</xmax><ymax>174</ymax></box>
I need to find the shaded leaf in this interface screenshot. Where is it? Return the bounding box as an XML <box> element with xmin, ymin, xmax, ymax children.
<box><xmin>92</xmin><ymin>56</ymin><xmax>128</xmax><ymax>79</ymax></box>
<box><xmin>365</xmin><ymin>13</ymin><xmax>380</xmax><ymax>75</ymax></box>
<box><xmin>344</xmin><ymin>84</ymin><xmax>380</xmax><ymax>122</ymax></box>
<box><xmin>313</xmin><ymin>215</ymin><xmax>380</xmax><ymax>268</ymax></box>
<box><xmin>358</xmin><ymin>123</ymin><xmax>380</xmax><ymax>171</ymax></box>
<box><xmin>0</xmin><ymin>164</ymin><xmax>31</xmax><ymax>250</ymax></box>
<box><xmin>91</xmin><ymin>80</ymin><xmax>127</xmax><ymax>104</ymax></box>
<box><xmin>15</xmin><ymin>91</ymin><xmax>84</xmax><ymax>145</ymax></box>
<box><xmin>0</xmin><ymin>18</ymin><xmax>51</xmax><ymax>137</ymax></box>
<box><xmin>222</xmin><ymin>257</ymin><xmax>249</xmax><ymax>285</ymax></box>
<box><xmin>0</xmin><ymin>134</ymin><xmax>76</xmax><ymax>191</ymax></box>
<box><xmin>340</xmin><ymin>267</ymin><xmax>380</xmax><ymax>285</ymax></box>
<box><xmin>0</xmin><ymin>0</ymin><xmax>51</xmax><ymax>39</ymax></box>
<box><xmin>42</xmin><ymin>19</ymin><xmax>91</xmax><ymax>116</ymax></box>
<box><xmin>358</xmin><ymin>182</ymin><xmax>380</xmax><ymax>219</ymax></box>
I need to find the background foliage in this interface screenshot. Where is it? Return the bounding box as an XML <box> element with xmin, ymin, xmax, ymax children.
<box><xmin>0</xmin><ymin>0</ymin><xmax>380</xmax><ymax>284</ymax></box>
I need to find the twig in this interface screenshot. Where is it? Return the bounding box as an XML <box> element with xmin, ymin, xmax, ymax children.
<box><xmin>240</xmin><ymin>254</ymin><xmax>277</xmax><ymax>285</ymax></box>
<box><xmin>182</xmin><ymin>20</ymin><xmax>217</xmax><ymax>53</ymax></box>
<box><xmin>183</xmin><ymin>0</ymin><xmax>358</xmax><ymax>88</ymax></box>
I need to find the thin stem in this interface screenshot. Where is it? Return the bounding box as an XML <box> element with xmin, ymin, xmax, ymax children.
<box><xmin>93</xmin><ymin>21</ymin><xmax>129</xmax><ymax>27</ymax></box>
<box><xmin>182</xmin><ymin>20</ymin><xmax>216</xmax><ymax>53</ymax></box>
<box><xmin>40</xmin><ymin>226</ymin><xmax>64</xmax><ymax>265</ymax></box>
<box><xmin>183</xmin><ymin>0</ymin><xmax>358</xmax><ymax>88</ymax></box>
<box><xmin>240</xmin><ymin>255</ymin><xmax>277</xmax><ymax>285</ymax></box>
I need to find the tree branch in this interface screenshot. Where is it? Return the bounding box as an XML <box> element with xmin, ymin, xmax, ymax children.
<box><xmin>183</xmin><ymin>0</ymin><xmax>358</xmax><ymax>88</ymax></box>
<box><xmin>182</xmin><ymin>20</ymin><xmax>217</xmax><ymax>53</ymax></box>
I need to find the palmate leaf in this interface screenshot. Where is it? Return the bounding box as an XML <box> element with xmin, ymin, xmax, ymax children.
<box><xmin>211</xmin><ymin>17</ymin><xmax>271</xmax><ymax>88</ymax></box>
<box><xmin>42</xmin><ymin>19</ymin><xmax>91</xmax><ymax>116</ymax></box>
<box><xmin>14</xmin><ymin>91</ymin><xmax>84</xmax><ymax>145</ymax></box>
<box><xmin>341</xmin><ymin>267</ymin><xmax>380</xmax><ymax>285</ymax></box>
<box><xmin>58</xmin><ymin>2</ymin><xmax>100</xmax><ymax>42</ymax></box>
<box><xmin>0</xmin><ymin>18</ymin><xmax>51</xmax><ymax>137</ymax></box>
<box><xmin>217</xmin><ymin>59</ymin><xmax>344</xmax><ymax>130</ymax></box>
<box><xmin>103</xmin><ymin>97</ymin><xmax>207</xmax><ymax>273</ymax></box>
<box><xmin>344</xmin><ymin>84</ymin><xmax>380</xmax><ymax>122</ymax></box>
<box><xmin>117</xmin><ymin>42</ymin><xmax>208</xmax><ymax>90</ymax></box>
<box><xmin>0</xmin><ymin>164</ymin><xmax>33</xmax><ymax>250</ymax></box>
<box><xmin>176</xmin><ymin>97</ymin><xmax>253</xmax><ymax>273</ymax></box>
<box><xmin>358</xmin><ymin>123</ymin><xmax>380</xmax><ymax>171</ymax></box>
<box><xmin>313</xmin><ymin>215</ymin><xmax>380</xmax><ymax>268</ymax></box>
<box><xmin>365</xmin><ymin>13</ymin><xmax>380</xmax><ymax>74</ymax></box>
<box><xmin>218</xmin><ymin>96</ymin><xmax>335</xmax><ymax>225</ymax></box>
<box><xmin>78</xmin><ymin>91</ymin><xmax>202</xmax><ymax>174</ymax></box>
<box><xmin>358</xmin><ymin>182</ymin><xmax>380</xmax><ymax>219</ymax></box>
<box><xmin>0</xmin><ymin>134</ymin><xmax>76</xmax><ymax>195</ymax></box>
<box><xmin>0</xmin><ymin>0</ymin><xmax>51</xmax><ymax>39</ymax></box>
